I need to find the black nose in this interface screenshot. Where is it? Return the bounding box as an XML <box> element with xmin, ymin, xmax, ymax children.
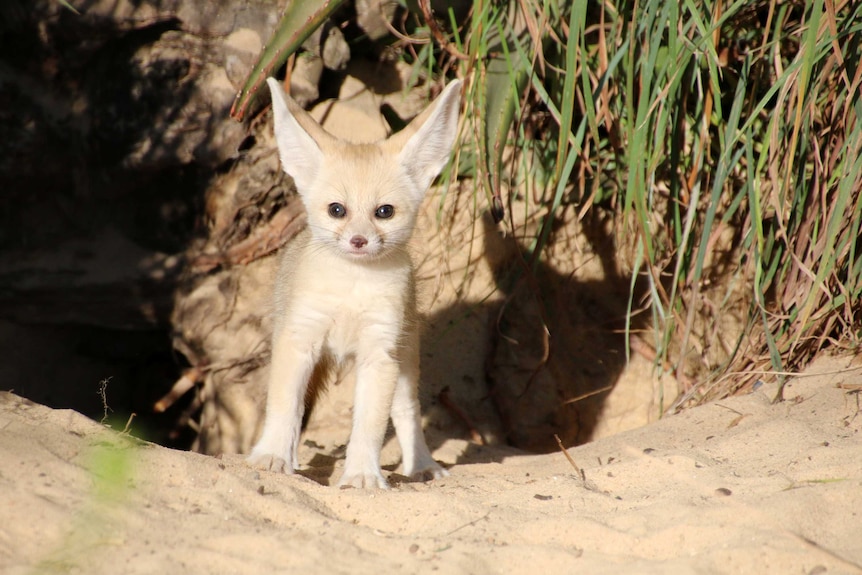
<box><xmin>350</xmin><ymin>235</ymin><xmax>368</xmax><ymax>248</ymax></box>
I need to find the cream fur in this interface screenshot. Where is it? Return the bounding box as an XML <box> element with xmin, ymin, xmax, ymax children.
<box><xmin>247</xmin><ymin>78</ymin><xmax>462</xmax><ymax>488</ymax></box>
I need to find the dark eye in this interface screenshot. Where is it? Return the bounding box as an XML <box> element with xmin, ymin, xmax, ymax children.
<box><xmin>375</xmin><ymin>204</ymin><xmax>394</xmax><ymax>219</ymax></box>
<box><xmin>328</xmin><ymin>203</ymin><xmax>346</xmax><ymax>218</ymax></box>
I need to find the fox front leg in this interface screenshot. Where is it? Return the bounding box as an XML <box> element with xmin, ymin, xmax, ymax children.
<box><xmin>337</xmin><ymin>349</ymin><xmax>400</xmax><ymax>489</ymax></box>
<box><xmin>248</xmin><ymin>335</ymin><xmax>318</xmax><ymax>474</ymax></box>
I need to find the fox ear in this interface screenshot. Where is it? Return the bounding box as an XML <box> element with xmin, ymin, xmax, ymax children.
<box><xmin>388</xmin><ymin>79</ymin><xmax>462</xmax><ymax>197</ymax></box>
<box><xmin>267</xmin><ymin>77</ymin><xmax>335</xmax><ymax>192</ymax></box>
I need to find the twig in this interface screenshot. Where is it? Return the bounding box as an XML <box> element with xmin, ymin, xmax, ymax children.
<box><xmin>99</xmin><ymin>377</ymin><xmax>113</xmax><ymax>425</ymax></box>
<box><xmin>715</xmin><ymin>364</ymin><xmax>862</xmax><ymax>385</ymax></box>
<box><xmin>122</xmin><ymin>413</ymin><xmax>137</xmax><ymax>434</ymax></box>
<box><xmin>562</xmin><ymin>384</ymin><xmax>614</xmax><ymax>405</ymax></box>
<box><xmin>789</xmin><ymin>531</ymin><xmax>862</xmax><ymax>573</ymax></box>
<box><xmin>439</xmin><ymin>386</ymin><xmax>486</xmax><ymax>445</ymax></box>
<box><xmin>715</xmin><ymin>403</ymin><xmax>743</xmax><ymax>416</ymax></box>
<box><xmin>836</xmin><ymin>382</ymin><xmax>862</xmax><ymax>391</ymax></box>
<box><xmin>154</xmin><ymin>367</ymin><xmax>204</xmax><ymax>413</ymax></box>
<box><xmin>417</xmin><ymin>0</ymin><xmax>469</xmax><ymax>61</ymax></box>
<box><xmin>671</xmin><ymin>364</ymin><xmax>862</xmax><ymax>413</ymax></box>
<box><xmin>381</xmin><ymin>16</ymin><xmax>431</xmax><ymax>45</ymax></box>
<box><xmin>190</xmin><ymin>202</ymin><xmax>306</xmax><ymax>272</ymax></box>
<box><xmin>445</xmin><ymin>511</ymin><xmax>491</xmax><ymax>536</ymax></box>
<box><xmin>554</xmin><ymin>434</ymin><xmax>585</xmax><ymax>483</ymax></box>
<box><xmin>716</xmin><ymin>403</ymin><xmax>748</xmax><ymax>428</ymax></box>
<box><xmin>170</xmin><ymin>394</ymin><xmax>203</xmax><ymax>441</ymax></box>
<box><xmin>282</xmin><ymin>53</ymin><xmax>295</xmax><ymax>95</ymax></box>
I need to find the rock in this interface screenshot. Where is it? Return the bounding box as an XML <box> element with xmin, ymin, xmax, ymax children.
<box><xmin>356</xmin><ymin>0</ymin><xmax>397</xmax><ymax>41</ymax></box>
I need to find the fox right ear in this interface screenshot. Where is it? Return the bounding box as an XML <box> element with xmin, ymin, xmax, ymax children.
<box><xmin>267</xmin><ymin>78</ymin><xmax>334</xmax><ymax>192</ymax></box>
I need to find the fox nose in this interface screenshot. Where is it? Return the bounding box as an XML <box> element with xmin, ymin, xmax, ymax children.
<box><xmin>350</xmin><ymin>235</ymin><xmax>368</xmax><ymax>249</ymax></box>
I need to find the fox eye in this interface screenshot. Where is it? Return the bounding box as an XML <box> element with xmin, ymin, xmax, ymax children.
<box><xmin>375</xmin><ymin>204</ymin><xmax>394</xmax><ymax>219</ymax></box>
<box><xmin>328</xmin><ymin>203</ymin><xmax>347</xmax><ymax>218</ymax></box>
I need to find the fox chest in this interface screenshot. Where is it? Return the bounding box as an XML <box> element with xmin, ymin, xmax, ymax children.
<box><xmin>283</xmin><ymin>269</ymin><xmax>408</xmax><ymax>357</ymax></box>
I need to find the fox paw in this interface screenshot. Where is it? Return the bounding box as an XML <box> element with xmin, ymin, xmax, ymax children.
<box><xmin>409</xmin><ymin>462</ymin><xmax>449</xmax><ymax>482</ymax></box>
<box><xmin>337</xmin><ymin>470</ymin><xmax>390</xmax><ymax>490</ymax></box>
<box><xmin>247</xmin><ymin>453</ymin><xmax>292</xmax><ymax>474</ymax></box>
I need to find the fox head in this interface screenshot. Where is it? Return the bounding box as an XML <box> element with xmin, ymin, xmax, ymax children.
<box><xmin>267</xmin><ymin>77</ymin><xmax>462</xmax><ymax>260</ymax></box>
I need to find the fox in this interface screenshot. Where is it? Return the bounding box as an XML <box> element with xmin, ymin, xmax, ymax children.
<box><xmin>247</xmin><ymin>77</ymin><xmax>462</xmax><ymax>489</ymax></box>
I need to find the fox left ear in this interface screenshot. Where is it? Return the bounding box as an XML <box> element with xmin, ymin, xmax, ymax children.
<box><xmin>388</xmin><ymin>79</ymin><xmax>462</xmax><ymax>197</ymax></box>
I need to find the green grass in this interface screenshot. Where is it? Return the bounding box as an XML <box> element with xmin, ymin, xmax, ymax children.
<box><xmin>241</xmin><ymin>0</ymin><xmax>862</xmax><ymax>407</ymax></box>
<box><xmin>442</xmin><ymin>0</ymin><xmax>862</xmax><ymax>405</ymax></box>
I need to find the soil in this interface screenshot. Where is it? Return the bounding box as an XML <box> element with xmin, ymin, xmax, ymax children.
<box><xmin>2</xmin><ymin>355</ymin><xmax>861</xmax><ymax>574</ymax></box>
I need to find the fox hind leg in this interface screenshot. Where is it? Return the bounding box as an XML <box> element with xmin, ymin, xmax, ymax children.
<box><xmin>390</xmin><ymin>328</ymin><xmax>448</xmax><ymax>481</ymax></box>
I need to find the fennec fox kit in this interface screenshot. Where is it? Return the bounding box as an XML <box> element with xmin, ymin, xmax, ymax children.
<box><xmin>248</xmin><ymin>78</ymin><xmax>462</xmax><ymax>489</ymax></box>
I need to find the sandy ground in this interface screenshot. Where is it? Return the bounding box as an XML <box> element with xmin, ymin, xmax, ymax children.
<box><xmin>2</xmin><ymin>355</ymin><xmax>860</xmax><ymax>574</ymax></box>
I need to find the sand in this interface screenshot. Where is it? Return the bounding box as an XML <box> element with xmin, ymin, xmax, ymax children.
<box><xmin>2</xmin><ymin>355</ymin><xmax>860</xmax><ymax>574</ymax></box>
